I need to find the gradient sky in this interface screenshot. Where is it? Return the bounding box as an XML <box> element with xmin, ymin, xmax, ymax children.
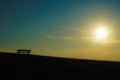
<box><xmin>0</xmin><ymin>0</ymin><xmax>120</xmax><ymax>61</ymax></box>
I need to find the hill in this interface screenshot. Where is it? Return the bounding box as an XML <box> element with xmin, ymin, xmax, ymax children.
<box><xmin>0</xmin><ymin>52</ymin><xmax>120</xmax><ymax>80</ymax></box>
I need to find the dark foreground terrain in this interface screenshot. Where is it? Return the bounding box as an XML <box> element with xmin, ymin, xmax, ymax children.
<box><xmin>0</xmin><ymin>52</ymin><xmax>120</xmax><ymax>80</ymax></box>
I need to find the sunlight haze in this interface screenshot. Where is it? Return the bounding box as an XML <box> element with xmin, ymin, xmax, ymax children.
<box><xmin>0</xmin><ymin>0</ymin><xmax>120</xmax><ymax>61</ymax></box>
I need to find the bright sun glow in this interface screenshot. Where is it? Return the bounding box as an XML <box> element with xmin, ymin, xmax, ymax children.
<box><xmin>95</xmin><ymin>25</ymin><xmax>108</xmax><ymax>40</ymax></box>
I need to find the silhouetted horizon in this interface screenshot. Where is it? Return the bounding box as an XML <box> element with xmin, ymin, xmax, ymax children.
<box><xmin>0</xmin><ymin>52</ymin><xmax>120</xmax><ymax>80</ymax></box>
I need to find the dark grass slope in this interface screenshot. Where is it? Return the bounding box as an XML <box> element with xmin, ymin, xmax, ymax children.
<box><xmin>0</xmin><ymin>52</ymin><xmax>120</xmax><ymax>80</ymax></box>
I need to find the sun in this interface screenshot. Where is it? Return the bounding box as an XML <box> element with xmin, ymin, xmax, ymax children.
<box><xmin>96</xmin><ymin>27</ymin><xmax>107</xmax><ymax>39</ymax></box>
<box><xmin>94</xmin><ymin>25</ymin><xmax>108</xmax><ymax>40</ymax></box>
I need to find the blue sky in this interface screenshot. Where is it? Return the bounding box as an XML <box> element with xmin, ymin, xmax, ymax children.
<box><xmin>0</xmin><ymin>0</ymin><xmax>120</xmax><ymax>61</ymax></box>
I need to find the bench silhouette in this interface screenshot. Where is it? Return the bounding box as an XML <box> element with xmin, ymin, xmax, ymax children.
<box><xmin>16</xmin><ymin>49</ymin><xmax>31</xmax><ymax>55</ymax></box>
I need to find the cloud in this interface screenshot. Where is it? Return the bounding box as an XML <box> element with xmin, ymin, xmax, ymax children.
<box><xmin>105</xmin><ymin>39</ymin><xmax>120</xmax><ymax>44</ymax></box>
<box><xmin>47</xmin><ymin>26</ymin><xmax>93</xmax><ymax>40</ymax></box>
<box><xmin>106</xmin><ymin>39</ymin><xmax>120</xmax><ymax>44</ymax></box>
<box><xmin>47</xmin><ymin>26</ymin><xmax>120</xmax><ymax>44</ymax></box>
<box><xmin>47</xmin><ymin>35</ymin><xmax>92</xmax><ymax>40</ymax></box>
<box><xmin>48</xmin><ymin>35</ymin><xmax>120</xmax><ymax>44</ymax></box>
<box><xmin>47</xmin><ymin>35</ymin><xmax>58</xmax><ymax>39</ymax></box>
<box><xmin>65</xmin><ymin>27</ymin><xmax>90</xmax><ymax>33</ymax></box>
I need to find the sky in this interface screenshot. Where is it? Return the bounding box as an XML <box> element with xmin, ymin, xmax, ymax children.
<box><xmin>0</xmin><ymin>0</ymin><xmax>120</xmax><ymax>61</ymax></box>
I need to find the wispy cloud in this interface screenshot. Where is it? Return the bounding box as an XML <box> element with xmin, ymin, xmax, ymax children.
<box><xmin>65</xmin><ymin>27</ymin><xmax>90</xmax><ymax>33</ymax></box>
<box><xmin>105</xmin><ymin>39</ymin><xmax>120</xmax><ymax>44</ymax></box>
<box><xmin>48</xmin><ymin>35</ymin><xmax>120</xmax><ymax>44</ymax></box>
<box><xmin>47</xmin><ymin>35</ymin><xmax>58</xmax><ymax>39</ymax></box>
<box><xmin>47</xmin><ymin>26</ymin><xmax>120</xmax><ymax>44</ymax></box>
<box><xmin>47</xmin><ymin>35</ymin><xmax>92</xmax><ymax>40</ymax></box>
